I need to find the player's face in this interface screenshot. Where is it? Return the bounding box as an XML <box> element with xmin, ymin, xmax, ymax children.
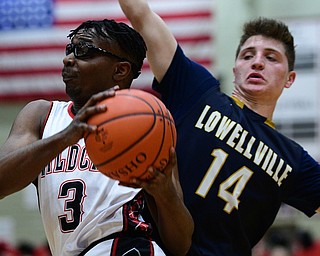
<box><xmin>233</xmin><ymin>35</ymin><xmax>296</xmax><ymax>104</ymax></box>
<box><xmin>62</xmin><ymin>28</ymin><xmax>120</xmax><ymax>106</ymax></box>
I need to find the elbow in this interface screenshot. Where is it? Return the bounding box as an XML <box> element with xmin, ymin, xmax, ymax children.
<box><xmin>181</xmin><ymin>219</ymin><xmax>194</xmax><ymax>255</ymax></box>
<box><xmin>170</xmin><ymin>240</ymin><xmax>192</xmax><ymax>256</ymax></box>
<box><xmin>177</xmin><ymin>242</ymin><xmax>192</xmax><ymax>256</ymax></box>
<box><xmin>183</xmin><ymin>223</ymin><xmax>194</xmax><ymax>255</ymax></box>
<box><xmin>0</xmin><ymin>181</ymin><xmax>24</xmax><ymax>200</ymax></box>
<box><xmin>0</xmin><ymin>190</ymin><xmax>10</xmax><ymax>200</ymax></box>
<box><xmin>169</xmin><ymin>221</ymin><xmax>194</xmax><ymax>256</ymax></box>
<box><xmin>0</xmin><ymin>184</ymin><xmax>7</xmax><ymax>199</ymax></box>
<box><xmin>0</xmin><ymin>191</ymin><xmax>8</xmax><ymax>200</ymax></box>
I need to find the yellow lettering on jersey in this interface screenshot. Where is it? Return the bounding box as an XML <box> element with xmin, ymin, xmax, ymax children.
<box><xmin>278</xmin><ymin>165</ymin><xmax>292</xmax><ymax>186</ymax></box>
<box><xmin>195</xmin><ymin>105</ymin><xmax>211</xmax><ymax>129</ymax></box>
<box><xmin>272</xmin><ymin>158</ymin><xmax>284</xmax><ymax>183</ymax></box>
<box><xmin>262</xmin><ymin>148</ymin><xmax>274</xmax><ymax>171</ymax></box>
<box><xmin>195</xmin><ymin>105</ymin><xmax>293</xmax><ymax>186</ymax></box>
<box><xmin>227</xmin><ymin>124</ymin><xmax>243</xmax><ymax>148</ymax></box>
<box><xmin>265</xmin><ymin>151</ymin><xmax>278</xmax><ymax>176</ymax></box>
<box><xmin>243</xmin><ymin>136</ymin><xmax>256</xmax><ymax>159</ymax></box>
<box><xmin>215</xmin><ymin>116</ymin><xmax>236</xmax><ymax>140</ymax></box>
<box><xmin>253</xmin><ymin>142</ymin><xmax>268</xmax><ymax>166</ymax></box>
<box><xmin>234</xmin><ymin>129</ymin><xmax>248</xmax><ymax>153</ymax></box>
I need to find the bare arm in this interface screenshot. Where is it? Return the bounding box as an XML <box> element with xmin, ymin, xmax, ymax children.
<box><xmin>0</xmin><ymin>100</ymin><xmax>60</xmax><ymax>197</ymax></box>
<box><xmin>118</xmin><ymin>0</ymin><xmax>177</xmax><ymax>82</ymax></box>
<box><xmin>0</xmin><ymin>89</ymin><xmax>117</xmax><ymax>199</ymax></box>
<box><xmin>131</xmin><ymin>149</ymin><xmax>194</xmax><ymax>256</ymax></box>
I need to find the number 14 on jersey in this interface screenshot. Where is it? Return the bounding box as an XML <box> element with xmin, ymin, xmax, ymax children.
<box><xmin>196</xmin><ymin>149</ymin><xmax>253</xmax><ymax>214</ymax></box>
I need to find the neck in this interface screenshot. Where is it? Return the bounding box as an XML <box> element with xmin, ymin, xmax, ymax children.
<box><xmin>71</xmin><ymin>104</ymin><xmax>80</xmax><ymax>115</ymax></box>
<box><xmin>231</xmin><ymin>91</ymin><xmax>276</xmax><ymax>121</ymax></box>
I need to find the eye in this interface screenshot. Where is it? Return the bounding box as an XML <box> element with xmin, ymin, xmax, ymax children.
<box><xmin>242</xmin><ymin>53</ymin><xmax>253</xmax><ymax>60</ymax></box>
<box><xmin>65</xmin><ymin>44</ymin><xmax>73</xmax><ymax>56</ymax></box>
<box><xmin>75</xmin><ymin>44</ymin><xmax>89</xmax><ymax>57</ymax></box>
<box><xmin>266</xmin><ymin>55</ymin><xmax>277</xmax><ymax>61</ymax></box>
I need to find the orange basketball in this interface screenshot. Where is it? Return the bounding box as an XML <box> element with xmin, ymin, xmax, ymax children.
<box><xmin>84</xmin><ymin>88</ymin><xmax>177</xmax><ymax>183</ymax></box>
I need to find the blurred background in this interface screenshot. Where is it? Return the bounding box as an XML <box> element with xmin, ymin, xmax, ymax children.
<box><xmin>1</xmin><ymin>0</ymin><xmax>320</xmax><ymax>255</ymax></box>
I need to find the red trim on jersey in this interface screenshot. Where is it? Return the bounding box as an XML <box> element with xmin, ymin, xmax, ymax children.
<box><xmin>67</xmin><ymin>102</ymin><xmax>75</xmax><ymax>118</ymax></box>
<box><xmin>40</xmin><ymin>101</ymin><xmax>54</xmax><ymax>139</ymax></box>
<box><xmin>122</xmin><ymin>204</ymin><xmax>129</xmax><ymax>231</ymax></box>
<box><xmin>111</xmin><ymin>237</ymin><xmax>119</xmax><ymax>256</ymax></box>
<box><xmin>149</xmin><ymin>239</ymin><xmax>154</xmax><ymax>256</ymax></box>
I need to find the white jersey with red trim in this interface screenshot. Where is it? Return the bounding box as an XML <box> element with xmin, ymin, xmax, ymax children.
<box><xmin>38</xmin><ymin>100</ymin><xmax>142</xmax><ymax>256</ymax></box>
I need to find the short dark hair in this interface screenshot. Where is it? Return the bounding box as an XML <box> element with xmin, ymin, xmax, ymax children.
<box><xmin>68</xmin><ymin>19</ymin><xmax>147</xmax><ymax>79</ymax></box>
<box><xmin>235</xmin><ymin>17</ymin><xmax>295</xmax><ymax>71</ymax></box>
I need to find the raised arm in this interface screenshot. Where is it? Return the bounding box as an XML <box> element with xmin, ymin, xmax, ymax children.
<box><xmin>118</xmin><ymin>0</ymin><xmax>177</xmax><ymax>82</ymax></box>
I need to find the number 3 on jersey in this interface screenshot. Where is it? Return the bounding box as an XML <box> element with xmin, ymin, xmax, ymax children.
<box><xmin>196</xmin><ymin>149</ymin><xmax>253</xmax><ymax>214</ymax></box>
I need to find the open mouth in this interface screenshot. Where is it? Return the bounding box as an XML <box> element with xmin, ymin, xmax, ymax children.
<box><xmin>62</xmin><ymin>75</ymin><xmax>76</xmax><ymax>81</ymax></box>
<box><xmin>62</xmin><ymin>70</ymin><xmax>77</xmax><ymax>82</ymax></box>
<box><xmin>247</xmin><ymin>73</ymin><xmax>264</xmax><ymax>82</ymax></box>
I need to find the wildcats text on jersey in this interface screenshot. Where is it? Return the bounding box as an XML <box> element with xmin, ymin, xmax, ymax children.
<box><xmin>195</xmin><ymin>105</ymin><xmax>292</xmax><ymax>187</ymax></box>
<box><xmin>41</xmin><ymin>143</ymin><xmax>98</xmax><ymax>177</ymax></box>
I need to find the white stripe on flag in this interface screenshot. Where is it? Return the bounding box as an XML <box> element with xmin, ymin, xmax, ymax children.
<box><xmin>0</xmin><ymin>0</ymin><xmax>215</xmax><ymax>101</ymax></box>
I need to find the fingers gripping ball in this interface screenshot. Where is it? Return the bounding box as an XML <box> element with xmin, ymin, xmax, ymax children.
<box><xmin>84</xmin><ymin>89</ymin><xmax>177</xmax><ymax>183</ymax></box>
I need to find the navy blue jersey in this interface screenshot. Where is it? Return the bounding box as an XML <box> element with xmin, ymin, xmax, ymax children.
<box><xmin>152</xmin><ymin>46</ymin><xmax>320</xmax><ymax>256</ymax></box>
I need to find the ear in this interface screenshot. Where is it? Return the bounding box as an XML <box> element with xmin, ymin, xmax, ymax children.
<box><xmin>284</xmin><ymin>70</ymin><xmax>296</xmax><ymax>89</ymax></box>
<box><xmin>113</xmin><ymin>62</ymin><xmax>131</xmax><ymax>82</ymax></box>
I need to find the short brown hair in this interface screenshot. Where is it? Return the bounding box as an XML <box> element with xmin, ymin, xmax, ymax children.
<box><xmin>235</xmin><ymin>17</ymin><xmax>295</xmax><ymax>71</ymax></box>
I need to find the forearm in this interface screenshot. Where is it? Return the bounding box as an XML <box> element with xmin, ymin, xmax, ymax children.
<box><xmin>118</xmin><ymin>0</ymin><xmax>148</xmax><ymax>23</ymax></box>
<box><xmin>0</xmin><ymin>131</ymin><xmax>71</xmax><ymax>198</ymax></box>
<box><xmin>152</xmin><ymin>193</ymin><xmax>194</xmax><ymax>256</ymax></box>
<box><xmin>118</xmin><ymin>0</ymin><xmax>177</xmax><ymax>81</ymax></box>
<box><xmin>118</xmin><ymin>0</ymin><xmax>159</xmax><ymax>43</ymax></box>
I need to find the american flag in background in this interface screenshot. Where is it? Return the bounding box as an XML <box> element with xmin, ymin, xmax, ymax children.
<box><xmin>0</xmin><ymin>0</ymin><xmax>215</xmax><ymax>101</ymax></box>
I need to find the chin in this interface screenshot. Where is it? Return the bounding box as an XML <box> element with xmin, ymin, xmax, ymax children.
<box><xmin>65</xmin><ymin>87</ymin><xmax>80</xmax><ymax>101</ymax></box>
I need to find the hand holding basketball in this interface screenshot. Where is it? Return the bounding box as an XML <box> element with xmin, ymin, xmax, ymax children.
<box><xmin>84</xmin><ymin>89</ymin><xmax>177</xmax><ymax>183</ymax></box>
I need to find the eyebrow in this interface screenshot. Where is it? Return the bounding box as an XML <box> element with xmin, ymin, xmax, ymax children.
<box><xmin>241</xmin><ymin>46</ymin><xmax>282</xmax><ymax>54</ymax></box>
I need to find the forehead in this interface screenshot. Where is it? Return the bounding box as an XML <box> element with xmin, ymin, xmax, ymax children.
<box><xmin>71</xmin><ymin>27</ymin><xmax>112</xmax><ymax>48</ymax></box>
<box><xmin>73</xmin><ymin>27</ymin><xmax>97</xmax><ymax>41</ymax></box>
<box><xmin>240</xmin><ymin>35</ymin><xmax>286</xmax><ymax>54</ymax></box>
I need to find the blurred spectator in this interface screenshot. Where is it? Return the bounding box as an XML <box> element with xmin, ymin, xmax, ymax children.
<box><xmin>269</xmin><ymin>245</ymin><xmax>291</xmax><ymax>256</ymax></box>
<box><xmin>16</xmin><ymin>242</ymin><xmax>33</xmax><ymax>256</ymax></box>
<box><xmin>256</xmin><ymin>231</ymin><xmax>293</xmax><ymax>256</ymax></box>
<box><xmin>33</xmin><ymin>242</ymin><xmax>51</xmax><ymax>256</ymax></box>
<box><xmin>0</xmin><ymin>241</ymin><xmax>19</xmax><ymax>256</ymax></box>
<box><xmin>252</xmin><ymin>238</ymin><xmax>270</xmax><ymax>256</ymax></box>
<box><xmin>292</xmin><ymin>230</ymin><xmax>320</xmax><ymax>256</ymax></box>
<box><xmin>0</xmin><ymin>241</ymin><xmax>51</xmax><ymax>256</ymax></box>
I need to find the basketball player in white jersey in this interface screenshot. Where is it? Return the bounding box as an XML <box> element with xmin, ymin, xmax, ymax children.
<box><xmin>0</xmin><ymin>19</ymin><xmax>193</xmax><ymax>256</ymax></box>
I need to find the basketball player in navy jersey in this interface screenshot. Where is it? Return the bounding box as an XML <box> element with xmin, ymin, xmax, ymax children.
<box><xmin>118</xmin><ymin>0</ymin><xmax>320</xmax><ymax>255</ymax></box>
<box><xmin>0</xmin><ymin>19</ymin><xmax>193</xmax><ymax>255</ymax></box>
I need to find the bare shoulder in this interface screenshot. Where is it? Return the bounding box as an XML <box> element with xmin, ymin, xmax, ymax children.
<box><xmin>22</xmin><ymin>99</ymin><xmax>52</xmax><ymax>113</ymax></box>
<box><xmin>0</xmin><ymin>99</ymin><xmax>52</xmax><ymax>155</ymax></box>
<box><xmin>9</xmin><ymin>99</ymin><xmax>52</xmax><ymax>139</ymax></box>
<box><xmin>17</xmin><ymin>99</ymin><xmax>52</xmax><ymax>121</ymax></box>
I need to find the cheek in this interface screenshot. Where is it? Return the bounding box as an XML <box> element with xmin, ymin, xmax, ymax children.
<box><xmin>233</xmin><ymin>67</ymin><xmax>243</xmax><ymax>83</ymax></box>
<box><xmin>272</xmin><ymin>69</ymin><xmax>288</xmax><ymax>87</ymax></box>
<box><xmin>83</xmin><ymin>63</ymin><xmax>109</xmax><ymax>83</ymax></box>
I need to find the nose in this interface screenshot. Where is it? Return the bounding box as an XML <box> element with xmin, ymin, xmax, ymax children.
<box><xmin>251</xmin><ymin>56</ymin><xmax>265</xmax><ymax>70</ymax></box>
<box><xmin>63</xmin><ymin>54</ymin><xmax>75</xmax><ymax>67</ymax></box>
